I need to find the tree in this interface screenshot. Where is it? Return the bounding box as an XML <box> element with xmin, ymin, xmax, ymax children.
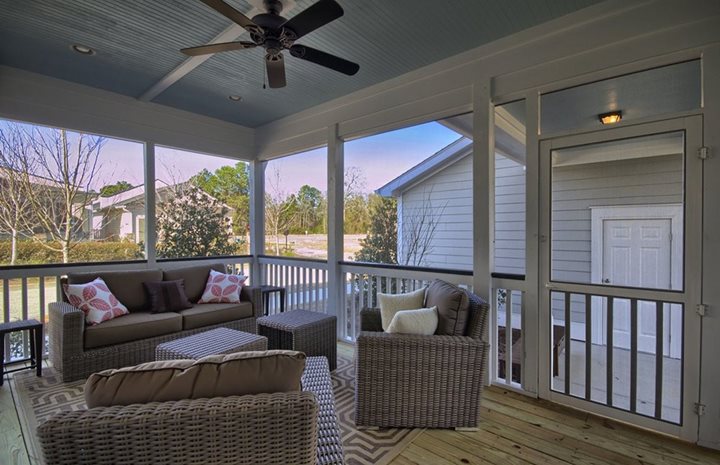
<box><xmin>0</xmin><ymin>124</ymin><xmax>34</xmax><ymax>265</ymax></box>
<box><xmin>264</xmin><ymin>167</ymin><xmax>297</xmax><ymax>255</ymax></box>
<box><xmin>11</xmin><ymin>125</ymin><xmax>104</xmax><ymax>263</ymax></box>
<box><xmin>295</xmin><ymin>185</ymin><xmax>323</xmax><ymax>233</ymax></box>
<box><xmin>343</xmin><ymin>166</ymin><xmax>370</xmax><ymax>234</ymax></box>
<box><xmin>99</xmin><ymin>180</ymin><xmax>134</xmax><ymax>197</ymax></box>
<box><xmin>156</xmin><ymin>184</ymin><xmax>236</xmax><ymax>258</ymax></box>
<box><xmin>191</xmin><ymin>163</ymin><xmax>250</xmax><ymax>238</ymax></box>
<box><xmin>399</xmin><ymin>188</ymin><xmax>446</xmax><ymax>267</ymax></box>
<box><xmin>353</xmin><ymin>194</ymin><xmax>397</xmax><ymax>264</ymax></box>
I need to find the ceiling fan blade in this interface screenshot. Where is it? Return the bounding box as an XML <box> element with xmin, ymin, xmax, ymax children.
<box><xmin>199</xmin><ymin>0</ymin><xmax>260</xmax><ymax>32</ymax></box>
<box><xmin>290</xmin><ymin>45</ymin><xmax>359</xmax><ymax>76</ymax></box>
<box><xmin>282</xmin><ymin>0</ymin><xmax>344</xmax><ymax>39</ymax></box>
<box><xmin>181</xmin><ymin>41</ymin><xmax>256</xmax><ymax>56</ymax></box>
<box><xmin>266</xmin><ymin>54</ymin><xmax>287</xmax><ymax>88</ymax></box>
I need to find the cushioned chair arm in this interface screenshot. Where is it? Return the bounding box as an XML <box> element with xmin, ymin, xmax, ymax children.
<box><xmin>38</xmin><ymin>392</ymin><xmax>319</xmax><ymax>465</ymax></box>
<box><xmin>359</xmin><ymin>308</ymin><xmax>383</xmax><ymax>332</ymax></box>
<box><xmin>47</xmin><ymin>302</ymin><xmax>86</xmax><ymax>373</ymax></box>
<box><xmin>241</xmin><ymin>285</ymin><xmax>263</xmax><ymax>318</ymax></box>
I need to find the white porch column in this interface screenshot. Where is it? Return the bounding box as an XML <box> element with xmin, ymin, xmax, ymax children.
<box><xmin>472</xmin><ymin>78</ymin><xmax>493</xmax><ymax>383</ymax></box>
<box><xmin>326</xmin><ymin>124</ymin><xmax>344</xmax><ymax>337</ymax></box>
<box><xmin>249</xmin><ymin>160</ymin><xmax>266</xmax><ymax>286</ymax></box>
<box><xmin>143</xmin><ymin>142</ymin><xmax>157</xmax><ymax>267</ymax></box>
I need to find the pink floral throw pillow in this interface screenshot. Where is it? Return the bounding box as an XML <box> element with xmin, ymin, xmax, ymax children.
<box><xmin>64</xmin><ymin>277</ymin><xmax>129</xmax><ymax>325</ymax></box>
<box><xmin>198</xmin><ymin>270</ymin><xmax>247</xmax><ymax>304</ymax></box>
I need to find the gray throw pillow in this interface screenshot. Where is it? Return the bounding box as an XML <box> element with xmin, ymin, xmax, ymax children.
<box><xmin>143</xmin><ymin>279</ymin><xmax>193</xmax><ymax>313</ymax></box>
<box><xmin>425</xmin><ymin>279</ymin><xmax>470</xmax><ymax>336</ymax></box>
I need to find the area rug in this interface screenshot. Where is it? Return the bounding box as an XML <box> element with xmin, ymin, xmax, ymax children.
<box><xmin>10</xmin><ymin>351</ymin><xmax>422</xmax><ymax>465</ymax></box>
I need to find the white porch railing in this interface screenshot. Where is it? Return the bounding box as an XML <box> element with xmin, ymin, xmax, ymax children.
<box><xmin>0</xmin><ymin>256</ymin><xmax>253</xmax><ymax>363</ymax></box>
<box><xmin>492</xmin><ymin>275</ymin><xmax>527</xmax><ymax>389</ymax></box>
<box><xmin>257</xmin><ymin>256</ymin><xmax>329</xmax><ymax>314</ymax></box>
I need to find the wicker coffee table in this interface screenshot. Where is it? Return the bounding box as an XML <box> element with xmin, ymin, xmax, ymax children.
<box><xmin>257</xmin><ymin>309</ymin><xmax>337</xmax><ymax>370</ymax></box>
<box><xmin>155</xmin><ymin>327</ymin><xmax>267</xmax><ymax>361</ymax></box>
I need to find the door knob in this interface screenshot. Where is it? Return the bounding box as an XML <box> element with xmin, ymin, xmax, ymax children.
<box><xmin>602</xmin><ymin>278</ymin><xmax>610</xmax><ymax>284</ymax></box>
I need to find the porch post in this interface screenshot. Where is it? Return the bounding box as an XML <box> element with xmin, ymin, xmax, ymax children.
<box><xmin>326</xmin><ymin>124</ymin><xmax>344</xmax><ymax>338</ymax></box>
<box><xmin>472</xmin><ymin>77</ymin><xmax>494</xmax><ymax>383</ymax></box>
<box><xmin>143</xmin><ymin>142</ymin><xmax>157</xmax><ymax>268</ymax></box>
<box><xmin>249</xmin><ymin>160</ymin><xmax>266</xmax><ymax>286</ymax></box>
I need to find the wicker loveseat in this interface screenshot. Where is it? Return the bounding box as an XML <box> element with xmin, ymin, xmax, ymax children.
<box><xmin>355</xmin><ymin>282</ymin><xmax>490</xmax><ymax>429</ymax></box>
<box><xmin>38</xmin><ymin>356</ymin><xmax>345</xmax><ymax>465</ymax></box>
<box><xmin>49</xmin><ymin>263</ymin><xmax>262</xmax><ymax>382</ymax></box>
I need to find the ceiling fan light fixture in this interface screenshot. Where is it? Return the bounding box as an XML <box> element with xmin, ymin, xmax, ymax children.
<box><xmin>599</xmin><ymin>110</ymin><xmax>622</xmax><ymax>125</ymax></box>
<box><xmin>228</xmin><ymin>95</ymin><xmax>243</xmax><ymax>101</ymax></box>
<box><xmin>71</xmin><ymin>44</ymin><xmax>95</xmax><ymax>55</ymax></box>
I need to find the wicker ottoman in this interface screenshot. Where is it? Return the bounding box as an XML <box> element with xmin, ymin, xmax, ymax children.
<box><xmin>302</xmin><ymin>356</ymin><xmax>344</xmax><ymax>465</ymax></box>
<box><xmin>257</xmin><ymin>310</ymin><xmax>337</xmax><ymax>371</ymax></box>
<box><xmin>155</xmin><ymin>327</ymin><xmax>267</xmax><ymax>360</ymax></box>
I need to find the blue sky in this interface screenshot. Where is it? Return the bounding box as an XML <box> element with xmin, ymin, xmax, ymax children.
<box><xmin>1</xmin><ymin>119</ymin><xmax>462</xmax><ymax>195</ymax></box>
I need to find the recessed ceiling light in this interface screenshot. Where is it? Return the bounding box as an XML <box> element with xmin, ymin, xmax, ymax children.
<box><xmin>599</xmin><ymin>110</ymin><xmax>622</xmax><ymax>125</ymax></box>
<box><xmin>228</xmin><ymin>95</ymin><xmax>242</xmax><ymax>102</ymax></box>
<box><xmin>71</xmin><ymin>44</ymin><xmax>95</xmax><ymax>55</ymax></box>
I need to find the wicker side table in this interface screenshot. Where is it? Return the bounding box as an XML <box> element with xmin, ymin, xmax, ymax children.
<box><xmin>155</xmin><ymin>327</ymin><xmax>267</xmax><ymax>361</ymax></box>
<box><xmin>257</xmin><ymin>310</ymin><xmax>337</xmax><ymax>370</ymax></box>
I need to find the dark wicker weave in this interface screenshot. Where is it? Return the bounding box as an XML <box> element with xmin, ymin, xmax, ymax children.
<box><xmin>49</xmin><ymin>286</ymin><xmax>263</xmax><ymax>382</ymax></box>
<box><xmin>354</xmin><ymin>290</ymin><xmax>490</xmax><ymax>429</ymax></box>
<box><xmin>37</xmin><ymin>356</ymin><xmax>344</xmax><ymax>465</ymax></box>
<box><xmin>155</xmin><ymin>327</ymin><xmax>267</xmax><ymax>360</ymax></box>
<box><xmin>258</xmin><ymin>310</ymin><xmax>337</xmax><ymax>370</ymax></box>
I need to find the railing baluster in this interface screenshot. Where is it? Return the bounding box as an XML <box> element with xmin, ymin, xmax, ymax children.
<box><xmin>585</xmin><ymin>293</ymin><xmax>592</xmax><ymax>401</ymax></box>
<box><xmin>39</xmin><ymin>276</ymin><xmax>46</xmax><ymax>325</ymax></box>
<box><xmin>607</xmin><ymin>297</ymin><xmax>614</xmax><ymax>407</ymax></box>
<box><xmin>630</xmin><ymin>299</ymin><xmax>638</xmax><ymax>413</ymax></box>
<box><xmin>3</xmin><ymin>279</ymin><xmax>10</xmax><ymax>362</ymax></box>
<box><xmin>564</xmin><ymin>292</ymin><xmax>571</xmax><ymax>396</ymax></box>
<box><xmin>505</xmin><ymin>289</ymin><xmax>512</xmax><ymax>385</ymax></box>
<box><xmin>655</xmin><ymin>301</ymin><xmax>664</xmax><ymax>419</ymax></box>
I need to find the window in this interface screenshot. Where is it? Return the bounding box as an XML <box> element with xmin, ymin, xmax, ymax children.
<box><xmin>344</xmin><ymin>116</ymin><xmax>471</xmax><ymax>269</ymax></box>
<box><xmin>264</xmin><ymin>147</ymin><xmax>327</xmax><ymax>259</ymax></box>
<box><xmin>155</xmin><ymin>146</ymin><xmax>250</xmax><ymax>259</ymax></box>
<box><xmin>0</xmin><ymin>119</ymin><xmax>145</xmax><ymax>266</ymax></box>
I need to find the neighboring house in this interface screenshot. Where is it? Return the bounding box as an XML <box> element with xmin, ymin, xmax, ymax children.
<box><xmin>379</xmin><ymin>119</ymin><xmax>683</xmax><ymax>357</ymax></box>
<box><xmin>91</xmin><ymin>182</ymin><xmax>234</xmax><ymax>243</ymax></box>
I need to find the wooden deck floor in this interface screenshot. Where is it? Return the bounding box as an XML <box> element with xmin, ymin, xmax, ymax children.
<box><xmin>390</xmin><ymin>387</ymin><xmax>720</xmax><ymax>465</ymax></box>
<box><xmin>3</xmin><ymin>354</ymin><xmax>720</xmax><ymax>465</ymax></box>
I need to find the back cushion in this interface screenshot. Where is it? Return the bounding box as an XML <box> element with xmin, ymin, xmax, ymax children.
<box><xmin>425</xmin><ymin>279</ymin><xmax>471</xmax><ymax>336</ymax></box>
<box><xmin>67</xmin><ymin>269</ymin><xmax>163</xmax><ymax>312</ymax></box>
<box><xmin>84</xmin><ymin>350</ymin><xmax>306</xmax><ymax>408</ymax></box>
<box><xmin>163</xmin><ymin>263</ymin><xmax>226</xmax><ymax>303</ymax></box>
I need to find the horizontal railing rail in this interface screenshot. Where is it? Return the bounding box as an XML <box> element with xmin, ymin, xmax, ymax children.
<box><xmin>0</xmin><ymin>255</ymin><xmax>254</xmax><ymax>364</ymax></box>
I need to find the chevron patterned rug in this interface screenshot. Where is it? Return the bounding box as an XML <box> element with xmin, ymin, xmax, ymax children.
<box><xmin>10</xmin><ymin>350</ymin><xmax>422</xmax><ymax>465</ymax></box>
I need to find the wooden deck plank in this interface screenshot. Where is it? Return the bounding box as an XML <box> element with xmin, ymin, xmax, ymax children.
<box><xmin>424</xmin><ymin>429</ymin><xmax>534</xmax><ymax>465</ymax></box>
<box><xmin>0</xmin><ymin>379</ymin><xmax>30</xmax><ymax>465</ymax></box>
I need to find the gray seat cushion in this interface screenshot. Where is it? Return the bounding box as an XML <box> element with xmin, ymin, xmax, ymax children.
<box><xmin>163</xmin><ymin>263</ymin><xmax>225</xmax><ymax>303</ymax></box>
<box><xmin>425</xmin><ymin>279</ymin><xmax>471</xmax><ymax>336</ymax></box>
<box><xmin>180</xmin><ymin>302</ymin><xmax>254</xmax><ymax>330</ymax></box>
<box><xmin>67</xmin><ymin>269</ymin><xmax>163</xmax><ymax>312</ymax></box>
<box><xmin>84</xmin><ymin>312</ymin><xmax>182</xmax><ymax>349</ymax></box>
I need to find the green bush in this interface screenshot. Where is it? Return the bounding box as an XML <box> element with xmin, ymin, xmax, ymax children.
<box><xmin>0</xmin><ymin>240</ymin><xmax>144</xmax><ymax>265</ymax></box>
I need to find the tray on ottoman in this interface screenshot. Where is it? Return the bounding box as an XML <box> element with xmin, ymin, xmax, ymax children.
<box><xmin>155</xmin><ymin>327</ymin><xmax>267</xmax><ymax>361</ymax></box>
<box><xmin>257</xmin><ymin>310</ymin><xmax>337</xmax><ymax>370</ymax></box>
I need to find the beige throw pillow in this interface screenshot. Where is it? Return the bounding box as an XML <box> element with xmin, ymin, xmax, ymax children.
<box><xmin>378</xmin><ymin>287</ymin><xmax>426</xmax><ymax>331</ymax></box>
<box><xmin>84</xmin><ymin>350</ymin><xmax>305</xmax><ymax>408</ymax></box>
<box><xmin>386</xmin><ymin>306</ymin><xmax>438</xmax><ymax>335</ymax></box>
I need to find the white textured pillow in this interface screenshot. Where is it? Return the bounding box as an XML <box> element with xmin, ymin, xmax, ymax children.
<box><xmin>378</xmin><ymin>287</ymin><xmax>426</xmax><ymax>331</ymax></box>
<box><xmin>386</xmin><ymin>307</ymin><xmax>438</xmax><ymax>335</ymax></box>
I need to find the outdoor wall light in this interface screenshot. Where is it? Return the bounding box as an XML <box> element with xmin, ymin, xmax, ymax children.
<box><xmin>599</xmin><ymin>111</ymin><xmax>622</xmax><ymax>125</ymax></box>
<box><xmin>229</xmin><ymin>95</ymin><xmax>243</xmax><ymax>101</ymax></box>
<box><xmin>71</xmin><ymin>44</ymin><xmax>96</xmax><ymax>55</ymax></box>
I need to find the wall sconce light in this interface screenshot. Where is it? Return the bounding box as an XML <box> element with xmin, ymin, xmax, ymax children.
<box><xmin>599</xmin><ymin>111</ymin><xmax>622</xmax><ymax>125</ymax></box>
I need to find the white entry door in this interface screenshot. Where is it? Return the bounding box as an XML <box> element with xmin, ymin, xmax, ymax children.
<box><xmin>603</xmin><ymin>218</ymin><xmax>671</xmax><ymax>354</ymax></box>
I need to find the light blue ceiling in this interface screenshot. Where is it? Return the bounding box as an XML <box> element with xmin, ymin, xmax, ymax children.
<box><xmin>0</xmin><ymin>0</ymin><xmax>601</xmax><ymax>127</ymax></box>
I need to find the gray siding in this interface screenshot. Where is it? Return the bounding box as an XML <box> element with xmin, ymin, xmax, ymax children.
<box><xmin>494</xmin><ymin>154</ymin><xmax>526</xmax><ymax>275</ymax></box>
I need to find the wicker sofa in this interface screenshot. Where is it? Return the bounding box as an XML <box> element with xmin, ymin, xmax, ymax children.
<box><xmin>355</xmin><ymin>283</ymin><xmax>490</xmax><ymax>429</ymax></box>
<box><xmin>38</xmin><ymin>356</ymin><xmax>345</xmax><ymax>465</ymax></box>
<box><xmin>49</xmin><ymin>263</ymin><xmax>262</xmax><ymax>382</ymax></box>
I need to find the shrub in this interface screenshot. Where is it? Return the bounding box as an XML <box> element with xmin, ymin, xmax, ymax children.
<box><xmin>0</xmin><ymin>240</ymin><xmax>144</xmax><ymax>265</ymax></box>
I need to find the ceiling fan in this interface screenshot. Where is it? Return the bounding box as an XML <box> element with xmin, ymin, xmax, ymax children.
<box><xmin>182</xmin><ymin>0</ymin><xmax>360</xmax><ymax>88</ymax></box>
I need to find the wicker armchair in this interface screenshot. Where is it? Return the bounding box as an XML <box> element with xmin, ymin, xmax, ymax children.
<box><xmin>38</xmin><ymin>356</ymin><xmax>344</xmax><ymax>465</ymax></box>
<box><xmin>354</xmin><ymin>290</ymin><xmax>490</xmax><ymax>429</ymax></box>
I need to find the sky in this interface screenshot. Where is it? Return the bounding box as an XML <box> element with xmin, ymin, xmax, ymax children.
<box><xmin>1</xmin><ymin>119</ymin><xmax>463</xmax><ymax>196</ymax></box>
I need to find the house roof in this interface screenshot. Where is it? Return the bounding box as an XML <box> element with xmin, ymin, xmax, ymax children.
<box><xmin>94</xmin><ymin>181</ymin><xmax>234</xmax><ymax>212</ymax></box>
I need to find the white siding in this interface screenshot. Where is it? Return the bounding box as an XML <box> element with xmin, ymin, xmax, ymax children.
<box><xmin>399</xmin><ymin>155</ymin><xmax>473</xmax><ymax>270</ymax></box>
<box><xmin>494</xmin><ymin>154</ymin><xmax>526</xmax><ymax>275</ymax></box>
